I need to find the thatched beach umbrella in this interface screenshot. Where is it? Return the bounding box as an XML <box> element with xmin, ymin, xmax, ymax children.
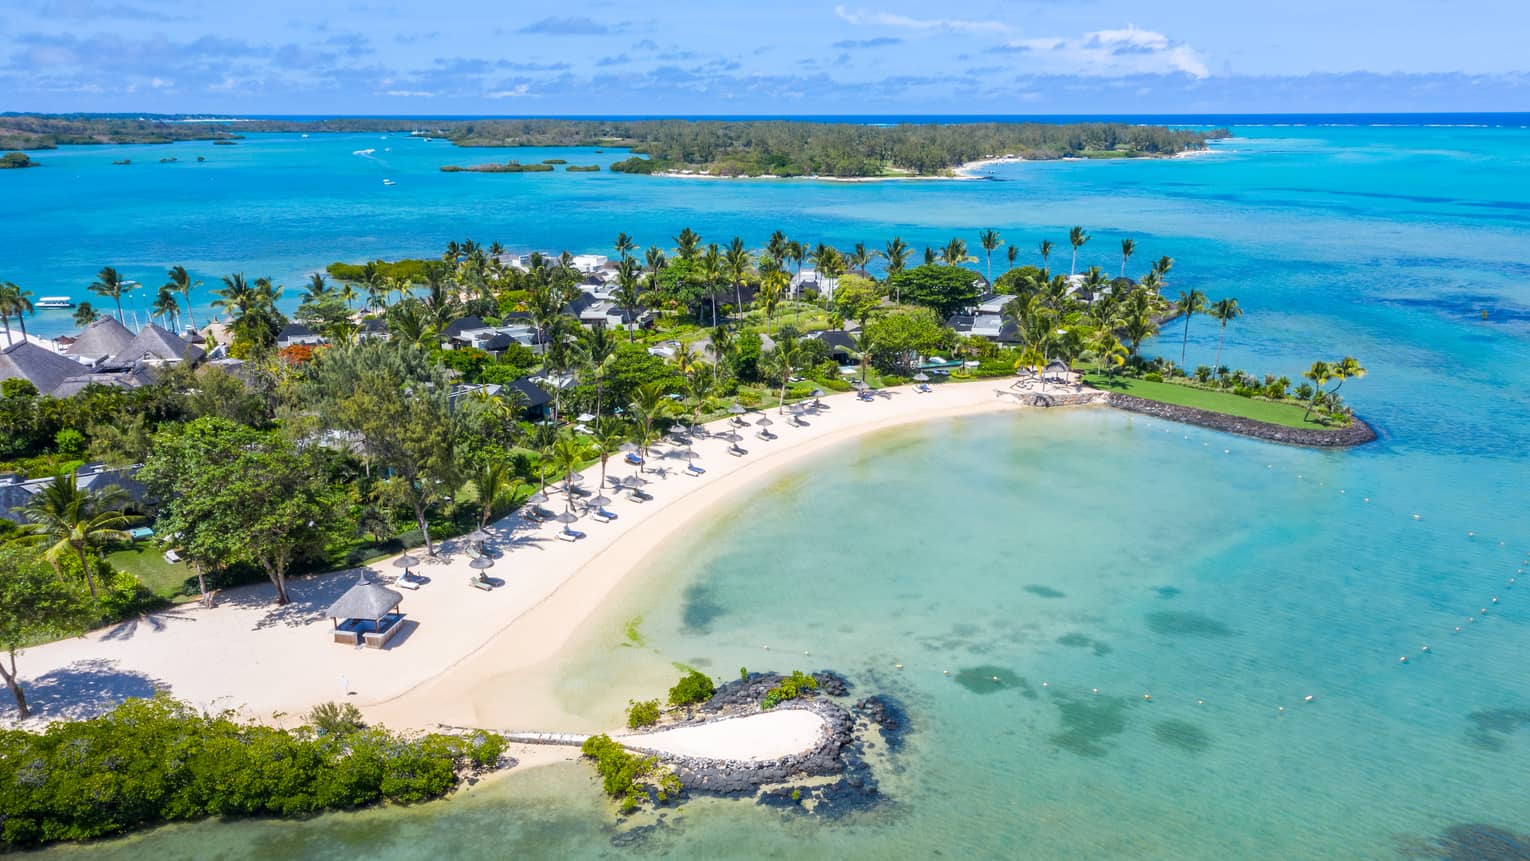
<box><xmin>913</xmin><ymin>371</ymin><xmax>930</xmax><ymax>382</ymax></box>
<box><xmin>586</xmin><ymin>493</ymin><xmax>612</xmax><ymax>507</ymax></box>
<box><xmin>728</xmin><ymin>403</ymin><xmax>746</xmax><ymax>415</ymax></box>
<box><xmin>622</xmin><ymin>475</ymin><xmax>649</xmax><ymax>488</ymax></box>
<box><xmin>468</xmin><ymin>555</ymin><xmax>495</xmax><ymax>571</ymax></box>
<box><xmin>392</xmin><ymin>553</ymin><xmax>422</xmax><ymax>573</ymax></box>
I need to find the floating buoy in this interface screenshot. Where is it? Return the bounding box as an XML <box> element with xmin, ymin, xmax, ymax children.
<box><xmin>1041</xmin><ymin>681</ymin><xmax>1048</xmax><ymax>687</ymax></box>
<box><xmin>991</xmin><ymin>676</ymin><xmax>1000</xmax><ymax>683</ymax></box>
<box><xmin>1092</xmin><ymin>687</ymin><xmax>1100</xmax><ymax>694</ymax></box>
<box><xmin>1421</xmin><ymin>645</ymin><xmax>1430</xmax><ymax>653</ymax></box>
<box><xmin>895</xmin><ymin>663</ymin><xmax>903</xmax><ymax>670</ymax></box>
<box><xmin>1196</xmin><ymin>699</ymin><xmax>1204</xmax><ymax>705</ymax></box>
<box><xmin>1481</xmin><ymin>608</ymin><xmax>1489</xmax><ymax>615</ymax></box>
<box><xmin>942</xmin><ymin>669</ymin><xmax>949</xmax><ymax>675</ymax></box>
<box><xmin>1278</xmin><ymin>706</ymin><xmax>1285</xmax><ymax>712</ymax></box>
<box><xmin>1491</xmin><ymin>597</ymin><xmax>1499</xmax><ymax>604</ymax></box>
<box><xmin>1143</xmin><ymin>693</ymin><xmax>1152</xmax><ymax>701</ymax></box>
<box><xmin>1413</xmin><ymin>514</ymin><xmax>1422</xmax><ymax>520</ymax></box>
<box><xmin>1364</xmin><ymin>498</ymin><xmax>1370</xmax><ymax>503</ymax></box>
<box><xmin>1399</xmin><ymin>656</ymin><xmax>1409</xmax><ymax>663</ymax></box>
<box><xmin>1469</xmin><ymin>531</ymin><xmax>1475</xmax><ymax>537</ymax></box>
<box><xmin>1304</xmin><ymin>695</ymin><xmax>1315</xmax><ymax>702</ymax></box>
<box><xmin>1455</xmin><ymin>626</ymin><xmax>1462</xmax><ymax>632</ymax></box>
<box><xmin>803</xmin><ymin>650</ymin><xmax>811</xmax><ymax>656</ymax></box>
<box><xmin>763</xmin><ymin>645</ymin><xmax>770</xmax><ymax>650</ymax></box>
<box><xmin>1223</xmin><ymin>449</ymin><xmax>1229</xmax><ymax>454</ymax></box>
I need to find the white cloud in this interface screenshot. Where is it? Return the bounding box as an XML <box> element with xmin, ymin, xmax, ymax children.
<box><xmin>994</xmin><ymin>25</ymin><xmax>1209</xmax><ymax>79</ymax></box>
<box><xmin>833</xmin><ymin>5</ymin><xmax>1009</xmax><ymax>36</ymax></box>
<box><xmin>383</xmin><ymin>89</ymin><xmax>435</xmax><ymax>97</ymax></box>
<box><xmin>486</xmin><ymin>84</ymin><xmax>531</xmax><ymax>98</ymax></box>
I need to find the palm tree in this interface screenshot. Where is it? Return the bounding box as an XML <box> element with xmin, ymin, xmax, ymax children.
<box><xmin>629</xmin><ymin>381</ymin><xmax>673</xmax><ymax>462</ymax></box>
<box><xmin>1174</xmin><ymin>289</ymin><xmax>1208</xmax><ymax>370</ymax></box>
<box><xmin>164</xmin><ymin>266</ymin><xmax>201</xmax><ymax>331</ymax></box>
<box><xmin>72</xmin><ymin>302</ymin><xmax>98</xmax><ymax>328</ymax></box>
<box><xmin>1327</xmin><ymin>356</ymin><xmax>1366</xmax><ymax>396</ymax></box>
<box><xmin>21</xmin><ymin>474</ymin><xmax>134</xmax><ymax>602</ymax></box>
<box><xmin>847</xmin><ymin>242</ymin><xmax>875</xmax><ymax>275</ymax></box>
<box><xmin>1089</xmin><ymin>329</ymin><xmax>1129</xmax><ymax>377</ymax></box>
<box><xmin>978</xmin><ymin>229</ymin><xmax>1003</xmax><ymax>284</ymax></box>
<box><xmin>578</xmin><ymin>324</ymin><xmax>619</xmax><ymax>430</ymax></box>
<box><xmin>766</xmin><ymin>230</ymin><xmax>789</xmax><ymax>267</ymax></box>
<box><xmin>550</xmin><ymin>434</ymin><xmax>592</xmax><ymax>512</ymax></box>
<box><xmin>725</xmin><ymin>237</ymin><xmax>751</xmax><ymax>315</ymax></box>
<box><xmin>1120</xmin><ymin>238</ymin><xmax>1137</xmax><ymax>278</ymax></box>
<box><xmin>212</xmin><ymin>273</ymin><xmax>254</xmax><ymax>321</ymax></box>
<box><xmin>472</xmin><ymin>461</ymin><xmax>518</xmax><ymax>531</ymax></box>
<box><xmin>152</xmin><ymin>286</ymin><xmax>180</xmax><ymax>331</ymax></box>
<box><xmin>1207</xmin><ymin>297</ymin><xmax>1243</xmax><ymax>373</ymax></box>
<box><xmin>884</xmin><ymin>237</ymin><xmax>911</xmax><ymax>281</ymax></box>
<box><xmin>757</xmin><ymin>262</ymin><xmax>787</xmax><ymax>331</ymax></box>
<box><xmin>303</xmin><ymin>272</ymin><xmax>331</xmax><ymax>302</ymax></box>
<box><xmin>1119</xmin><ymin>291</ymin><xmax>1159</xmax><ymax>357</ymax></box>
<box><xmin>591</xmin><ymin>425</ymin><xmax>625</xmax><ymax>500</ymax></box>
<box><xmin>674</xmin><ymin>227</ymin><xmax>701</xmax><ymax>262</ymax></box>
<box><xmin>612</xmin><ymin>259</ymin><xmax>646</xmax><ymax>342</ymax></box>
<box><xmin>1068</xmin><ymin>227</ymin><xmax>1090</xmax><ymax>276</ymax></box>
<box><xmin>614</xmin><ymin>231</ymin><xmax>637</xmax><ymax>261</ymax></box>
<box><xmin>768</xmin><ymin>334</ymin><xmax>806</xmax><ymax>414</ymax></box>
<box><xmin>923</xmin><ymin>246</ymin><xmax>936</xmax><ymax>266</ymax></box>
<box><xmin>941</xmin><ymin>237</ymin><xmax>973</xmax><ymax>267</ymax></box>
<box><xmin>1038</xmin><ymin>239</ymin><xmax>1054</xmax><ymax>269</ymax></box>
<box><xmin>1302</xmin><ymin>360</ymin><xmax>1333</xmax><ymax>420</ymax></box>
<box><xmin>1006</xmin><ymin>245</ymin><xmax>1018</xmax><ymax>271</ymax></box>
<box><xmin>784</xmin><ymin>241</ymin><xmax>805</xmax><ymax>298</ymax></box>
<box><xmin>699</xmin><ymin>243</ymin><xmax>724</xmax><ymax>327</ymax></box>
<box><xmin>0</xmin><ymin>282</ymin><xmax>35</xmax><ymax>345</ymax></box>
<box><xmin>89</xmin><ymin>266</ymin><xmax>131</xmax><ymax>324</ymax></box>
<box><xmin>708</xmin><ymin>323</ymin><xmax>734</xmax><ymax>387</ymax></box>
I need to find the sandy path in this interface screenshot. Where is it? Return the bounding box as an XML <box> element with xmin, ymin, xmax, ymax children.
<box><xmin>616</xmin><ymin>710</ymin><xmax>827</xmax><ymax>761</ymax></box>
<box><xmin>7</xmin><ymin>380</ymin><xmax>1083</xmax><ymax>733</ymax></box>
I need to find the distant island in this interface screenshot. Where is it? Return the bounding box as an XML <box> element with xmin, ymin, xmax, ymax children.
<box><xmin>1</xmin><ymin>114</ymin><xmax>1228</xmax><ymax>178</ymax></box>
<box><xmin>440</xmin><ymin>160</ymin><xmax>555</xmax><ymax>173</ymax></box>
<box><xmin>0</xmin><ymin>152</ymin><xmax>33</xmax><ymax>168</ymax></box>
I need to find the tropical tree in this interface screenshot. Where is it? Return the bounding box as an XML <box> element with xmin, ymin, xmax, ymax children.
<box><xmin>612</xmin><ymin>259</ymin><xmax>646</xmax><ymax>342</ymax></box>
<box><xmin>699</xmin><ymin>243</ymin><xmax>723</xmax><ymax>327</ymax></box>
<box><xmin>0</xmin><ymin>544</ymin><xmax>90</xmax><ymax>718</ymax></box>
<box><xmin>1302</xmin><ymin>360</ymin><xmax>1333</xmax><ymax>420</ymax></box>
<box><xmin>1068</xmin><ymin>227</ymin><xmax>1090</xmax><ymax>276</ymax></box>
<box><xmin>1120</xmin><ymin>238</ymin><xmax>1137</xmax><ymax>278</ymax></box>
<box><xmin>1207</xmin><ymin>297</ymin><xmax>1243</xmax><ymax>373</ymax></box>
<box><xmin>1006</xmin><ymin>245</ymin><xmax>1018</xmax><ymax>271</ymax></box>
<box><xmin>72</xmin><ymin>302</ymin><xmax>98</xmax><ymax>328</ymax></box>
<box><xmin>302</xmin><ymin>273</ymin><xmax>331</xmax><ymax>303</ymax></box>
<box><xmin>1118</xmin><ymin>291</ymin><xmax>1160</xmax><ymax>357</ymax></box>
<box><xmin>591</xmin><ymin>425</ymin><xmax>626</xmax><ymax>499</ymax></box>
<box><xmin>0</xmin><ymin>282</ymin><xmax>35</xmax><ymax>345</ymax></box>
<box><xmin>89</xmin><ymin>266</ymin><xmax>132</xmax><ymax>324</ymax></box>
<box><xmin>628</xmin><ymin>381</ymin><xmax>673</xmax><ymax>461</ymax></box>
<box><xmin>1327</xmin><ymin>356</ymin><xmax>1366</xmax><ymax>396</ymax></box>
<box><xmin>614</xmin><ymin>231</ymin><xmax>637</xmax><ymax>261</ymax></box>
<box><xmin>757</xmin><ymin>261</ymin><xmax>787</xmax><ymax>330</ymax></box>
<box><xmin>1089</xmin><ymin>329</ymin><xmax>1130</xmax><ymax>376</ymax></box>
<box><xmin>763</xmin><ymin>332</ymin><xmax>806</xmax><ymax>414</ymax></box>
<box><xmin>471</xmin><ymin>460</ymin><xmax>519</xmax><ymax>531</ymax></box>
<box><xmin>1038</xmin><ymin>238</ymin><xmax>1053</xmax><ymax>269</ymax></box>
<box><xmin>674</xmin><ymin>227</ymin><xmax>701</xmax><ymax>262</ymax></box>
<box><xmin>941</xmin><ymin>237</ymin><xmax>973</xmax><ymax>267</ymax></box>
<box><xmin>884</xmin><ymin>237</ymin><xmax>911</xmax><ymax>282</ymax></box>
<box><xmin>164</xmin><ymin>266</ymin><xmax>201</xmax><ymax>331</ymax></box>
<box><xmin>1172</xmin><ymin>289</ymin><xmax>1208</xmax><ymax>370</ymax></box>
<box><xmin>725</xmin><ymin>236</ymin><xmax>751</xmax><ymax>315</ymax></box>
<box><xmin>578</xmin><ymin>324</ymin><xmax>620</xmax><ymax>430</ymax></box>
<box><xmin>151</xmin><ymin>286</ymin><xmax>179</xmax><ymax>331</ymax></box>
<box><xmin>978</xmin><ymin>229</ymin><xmax>1003</xmax><ymax>284</ymax></box>
<box><xmin>19</xmin><ymin>474</ymin><xmax>134</xmax><ymax>602</ymax></box>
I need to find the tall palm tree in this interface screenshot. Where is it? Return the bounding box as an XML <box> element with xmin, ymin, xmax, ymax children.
<box><xmin>1006</xmin><ymin>245</ymin><xmax>1019</xmax><ymax>271</ymax></box>
<box><xmin>303</xmin><ymin>272</ymin><xmax>331</xmax><ymax>302</ymax></box>
<box><xmin>725</xmin><ymin>236</ymin><xmax>751</xmax><ymax>315</ymax></box>
<box><xmin>629</xmin><ymin>381</ymin><xmax>673</xmax><ymax>462</ymax></box>
<box><xmin>766</xmin><ymin>230</ymin><xmax>789</xmax><ymax>267</ymax></box>
<box><xmin>708</xmin><ymin>323</ymin><xmax>734</xmax><ymax>387</ymax></box>
<box><xmin>769</xmin><ymin>333</ymin><xmax>806</xmax><ymax>414</ymax></box>
<box><xmin>1068</xmin><ymin>227</ymin><xmax>1090</xmax><ymax>276</ymax></box>
<box><xmin>152</xmin><ymin>286</ymin><xmax>180</xmax><ymax>331</ymax></box>
<box><xmin>1302</xmin><ymin>360</ymin><xmax>1333</xmax><ymax>420</ymax></box>
<box><xmin>1119</xmin><ymin>238</ymin><xmax>1137</xmax><ymax>278</ymax></box>
<box><xmin>978</xmin><ymin>229</ymin><xmax>1003</xmax><ymax>284</ymax></box>
<box><xmin>0</xmin><ymin>282</ymin><xmax>34</xmax><ymax>344</ymax></box>
<box><xmin>923</xmin><ymin>246</ymin><xmax>936</xmax><ymax>266</ymax></box>
<box><xmin>72</xmin><ymin>302</ymin><xmax>98</xmax><ymax>328</ymax></box>
<box><xmin>1207</xmin><ymin>297</ymin><xmax>1243</xmax><ymax>372</ymax></box>
<box><xmin>1174</xmin><ymin>289</ymin><xmax>1208</xmax><ymax>370</ymax></box>
<box><xmin>784</xmin><ymin>241</ymin><xmax>805</xmax><ymax>298</ymax></box>
<box><xmin>550</xmin><ymin>434</ymin><xmax>592</xmax><ymax>513</ymax></box>
<box><xmin>21</xmin><ymin>474</ymin><xmax>133</xmax><ymax>602</ymax></box>
<box><xmin>1038</xmin><ymin>239</ymin><xmax>1054</xmax><ymax>269</ymax></box>
<box><xmin>699</xmin><ymin>244</ymin><xmax>724</xmax><ymax>327</ymax></box>
<box><xmin>941</xmin><ymin>237</ymin><xmax>973</xmax><ymax>267</ymax></box>
<box><xmin>884</xmin><ymin>237</ymin><xmax>911</xmax><ymax>280</ymax></box>
<box><xmin>674</xmin><ymin>227</ymin><xmax>701</xmax><ymax>262</ymax></box>
<box><xmin>164</xmin><ymin>266</ymin><xmax>200</xmax><ymax>331</ymax></box>
<box><xmin>612</xmin><ymin>260</ymin><xmax>646</xmax><ymax>342</ymax></box>
<box><xmin>614</xmin><ymin>231</ymin><xmax>637</xmax><ymax>261</ymax></box>
<box><xmin>89</xmin><ymin>266</ymin><xmax>131</xmax><ymax>324</ymax></box>
<box><xmin>472</xmin><ymin>460</ymin><xmax>517</xmax><ymax>531</ymax></box>
<box><xmin>591</xmin><ymin>425</ymin><xmax>625</xmax><ymax>500</ymax></box>
<box><xmin>757</xmin><ymin>262</ymin><xmax>787</xmax><ymax>331</ymax></box>
<box><xmin>1326</xmin><ymin>356</ymin><xmax>1366</xmax><ymax>396</ymax></box>
<box><xmin>212</xmin><ymin>273</ymin><xmax>254</xmax><ymax>321</ymax></box>
<box><xmin>578</xmin><ymin>324</ymin><xmax>619</xmax><ymax>430</ymax></box>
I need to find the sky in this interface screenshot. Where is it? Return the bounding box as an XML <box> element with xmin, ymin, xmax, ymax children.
<box><xmin>3</xmin><ymin>0</ymin><xmax>1528</xmax><ymax>115</ymax></box>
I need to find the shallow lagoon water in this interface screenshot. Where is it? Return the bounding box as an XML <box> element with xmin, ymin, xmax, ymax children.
<box><xmin>19</xmin><ymin>121</ymin><xmax>1530</xmax><ymax>857</ymax></box>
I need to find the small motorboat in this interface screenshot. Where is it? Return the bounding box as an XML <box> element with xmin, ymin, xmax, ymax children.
<box><xmin>382</xmin><ymin>179</ymin><xmax>396</xmax><ymax>186</ymax></box>
<box><xmin>36</xmin><ymin>296</ymin><xmax>75</xmax><ymax>309</ymax></box>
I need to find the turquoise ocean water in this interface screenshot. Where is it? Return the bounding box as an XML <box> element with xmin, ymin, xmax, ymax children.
<box><xmin>15</xmin><ymin>124</ymin><xmax>1530</xmax><ymax>858</ymax></box>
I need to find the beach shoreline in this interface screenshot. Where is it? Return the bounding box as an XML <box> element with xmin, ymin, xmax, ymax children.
<box><xmin>5</xmin><ymin>381</ymin><xmax>1072</xmax><ymax>740</ymax></box>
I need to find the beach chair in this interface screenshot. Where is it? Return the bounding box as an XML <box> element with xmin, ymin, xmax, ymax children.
<box><xmin>469</xmin><ymin>573</ymin><xmax>493</xmax><ymax>591</ymax></box>
<box><xmin>727</xmin><ymin>444</ymin><xmax>747</xmax><ymax>457</ymax></box>
<box><xmin>396</xmin><ymin>574</ymin><xmax>421</xmax><ymax>591</ymax></box>
<box><xmin>686</xmin><ymin>463</ymin><xmax>706</xmax><ymax>476</ymax></box>
<box><xmin>627</xmin><ymin>489</ymin><xmax>653</xmax><ymax>503</ymax></box>
<box><xmin>624</xmin><ymin>452</ymin><xmax>644</xmax><ymax>467</ymax></box>
<box><xmin>592</xmin><ymin>508</ymin><xmax>618</xmax><ymax>523</ymax></box>
<box><xmin>917</xmin><ymin>383</ymin><xmax>933</xmax><ymax>393</ymax></box>
<box><xmin>755</xmin><ymin>429</ymin><xmax>775</xmax><ymax>441</ymax></box>
<box><xmin>558</xmin><ymin>527</ymin><xmax>586</xmax><ymax>542</ymax></box>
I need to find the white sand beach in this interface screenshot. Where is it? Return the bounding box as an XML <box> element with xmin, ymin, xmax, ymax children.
<box><xmin>8</xmin><ymin>380</ymin><xmax>1096</xmax><ymax>755</ymax></box>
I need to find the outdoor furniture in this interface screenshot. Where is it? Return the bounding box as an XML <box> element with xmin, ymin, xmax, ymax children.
<box><xmin>396</xmin><ymin>577</ymin><xmax>420</xmax><ymax>591</ymax></box>
<box><xmin>686</xmin><ymin>463</ymin><xmax>706</xmax><ymax>476</ymax></box>
<box><xmin>469</xmin><ymin>572</ymin><xmax>494</xmax><ymax>591</ymax></box>
<box><xmin>163</xmin><ymin>549</ymin><xmax>182</xmax><ymax>564</ymax></box>
<box><xmin>129</xmin><ymin>526</ymin><xmax>155</xmax><ymax>540</ymax></box>
<box><xmin>755</xmin><ymin>429</ymin><xmax>776</xmax><ymax>441</ymax></box>
<box><xmin>362</xmin><ymin>614</ymin><xmax>404</xmax><ymax>649</ymax></box>
<box><xmin>593</xmin><ymin>508</ymin><xmax>618</xmax><ymax>523</ymax></box>
<box><xmin>788</xmin><ymin>415</ymin><xmax>805</xmax><ymax>427</ymax></box>
<box><xmin>624</xmin><ymin>452</ymin><xmax>644</xmax><ymax>466</ymax></box>
<box><xmin>917</xmin><ymin>383</ymin><xmax>933</xmax><ymax>393</ymax></box>
<box><xmin>333</xmin><ymin>628</ymin><xmax>361</xmax><ymax>645</ymax></box>
<box><xmin>727</xmin><ymin>444</ymin><xmax>747</xmax><ymax>457</ymax></box>
<box><xmin>558</xmin><ymin>527</ymin><xmax>586</xmax><ymax>542</ymax></box>
<box><xmin>627</xmin><ymin>488</ymin><xmax>653</xmax><ymax>502</ymax></box>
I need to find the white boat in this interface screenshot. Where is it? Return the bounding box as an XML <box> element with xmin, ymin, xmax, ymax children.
<box><xmin>36</xmin><ymin>296</ymin><xmax>75</xmax><ymax>309</ymax></box>
<box><xmin>382</xmin><ymin>179</ymin><xmax>396</xmax><ymax>186</ymax></box>
<box><xmin>301</xmin><ymin>133</ymin><xmax>309</xmax><ymax>138</ymax></box>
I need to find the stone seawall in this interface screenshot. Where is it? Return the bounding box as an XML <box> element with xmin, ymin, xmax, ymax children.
<box><xmin>1104</xmin><ymin>393</ymin><xmax>1377</xmax><ymax>447</ymax></box>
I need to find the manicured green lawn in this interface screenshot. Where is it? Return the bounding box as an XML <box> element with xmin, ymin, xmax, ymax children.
<box><xmin>106</xmin><ymin>542</ymin><xmax>195</xmax><ymax>602</ymax></box>
<box><xmin>1084</xmin><ymin>373</ymin><xmax>1331</xmax><ymax>430</ymax></box>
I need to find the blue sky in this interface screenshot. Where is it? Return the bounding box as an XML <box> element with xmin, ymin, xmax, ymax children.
<box><xmin>4</xmin><ymin>0</ymin><xmax>1528</xmax><ymax>114</ymax></box>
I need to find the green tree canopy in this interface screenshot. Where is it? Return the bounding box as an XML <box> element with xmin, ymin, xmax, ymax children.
<box><xmin>886</xmin><ymin>265</ymin><xmax>983</xmax><ymax>319</ymax></box>
<box><xmin>0</xmin><ymin>545</ymin><xmax>91</xmax><ymax>718</ymax></box>
<box><xmin>863</xmin><ymin>307</ymin><xmax>954</xmax><ymax>372</ymax></box>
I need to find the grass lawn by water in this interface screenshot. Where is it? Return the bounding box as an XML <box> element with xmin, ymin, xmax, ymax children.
<box><xmin>1084</xmin><ymin>373</ymin><xmax>1330</xmax><ymax>430</ymax></box>
<box><xmin>107</xmin><ymin>542</ymin><xmax>195</xmax><ymax>602</ymax></box>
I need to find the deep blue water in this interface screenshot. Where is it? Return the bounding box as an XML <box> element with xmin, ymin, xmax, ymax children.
<box><xmin>17</xmin><ymin>122</ymin><xmax>1530</xmax><ymax>858</ymax></box>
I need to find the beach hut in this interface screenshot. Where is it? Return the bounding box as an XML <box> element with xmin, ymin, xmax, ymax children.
<box><xmin>326</xmin><ymin>572</ymin><xmax>405</xmax><ymax>648</ymax></box>
<box><xmin>1043</xmin><ymin>360</ymin><xmax>1073</xmax><ymax>383</ymax></box>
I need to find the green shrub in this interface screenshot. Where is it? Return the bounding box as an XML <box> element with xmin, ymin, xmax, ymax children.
<box><xmin>626</xmin><ymin>698</ymin><xmax>661</xmax><ymax>729</ymax></box>
<box><xmin>820</xmin><ymin>378</ymin><xmax>852</xmax><ymax>393</ymax></box>
<box><xmin>579</xmin><ymin>734</ymin><xmax>680</xmax><ymax>812</ymax></box>
<box><xmin>0</xmin><ymin>695</ymin><xmax>504</xmax><ymax>850</ymax></box>
<box><xmin>1143</xmin><ymin>372</ymin><xmax>1164</xmax><ymax>383</ymax></box>
<box><xmin>668</xmin><ymin>670</ymin><xmax>715</xmax><ymax>707</ymax></box>
<box><xmin>53</xmin><ymin>428</ymin><xmax>85</xmax><ymax>455</ymax></box>
<box><xmin>307</xmin><ymin>701</ymin><xmax>365</xmax><ymax>735</ymax></box>
<box><xmin>880</xmin><ymin>375</ymin><xmax>907</xmax><ymax>387</ymax></box>
<box><xmin>974</xmin><ymin>359</ymin><xmax>1016</xmax><ymax>378</ymax></box>
<box><xmin>739</xmin><ymin>666</ymin><xmax>749</xmax><ymax>680</ymax></box>
<box><xmin>786</xmin><ymin>381</ymin><xmax>817</xmax><ymax>400</ymax></box>
<box><xmin>761</xmin><ymin>670</ymin><xmax>818</xmax><ymax>710</ymax></box>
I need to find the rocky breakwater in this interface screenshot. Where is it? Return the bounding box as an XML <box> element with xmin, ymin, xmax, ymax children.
<box><xmin>626</xmin><ymin>671</ymin><xmax>910</xmax><ymax>817</ymax></box>
<box><xmin>1105</xmin><ymin>393</ymin><xmax>1378</xmax><ymax>447</ymax></box>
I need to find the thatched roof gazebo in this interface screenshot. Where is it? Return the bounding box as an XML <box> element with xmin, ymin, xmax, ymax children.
<box><xmin>326</xmin><ymin>573</ymin><xmax>406</xmax><ymax>648</ymax></box>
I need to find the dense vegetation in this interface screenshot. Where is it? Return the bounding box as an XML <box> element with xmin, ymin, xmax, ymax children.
<box><xmin>1</xmin><ymin>114</ymin><xmax>1226</xmax><ymax>177</ymax></box>
<box><xmin>579</xmin><ymin>733</ymin><xmax>682</xmax><ymax>813</ymax></box>
<box><xmin>1</xmin><ymin>152</ymin><xmax>33</xmax><ymax>168</ymax></box>
<box><xmin>762</xmin><ymin>670</ymin><xmax>819</xmax><ymax>709</ymax></box>
<box><xmin>0</xmin><ymin>695</ymin><xmax>504</xmax><ymax>850</ymax></box>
